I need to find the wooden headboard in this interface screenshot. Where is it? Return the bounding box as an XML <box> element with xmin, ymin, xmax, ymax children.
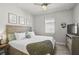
<box><xmin>6</xmin><ymin>25</ymin><xmax>29</xmax><ymax>33</ymax></box>
<box><xmin>6</xmin><ymin>25</ymin><xmax>30</xmax><ymax>43</ymax></box>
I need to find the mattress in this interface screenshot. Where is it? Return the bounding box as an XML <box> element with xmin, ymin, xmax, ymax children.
<box><xmin>9</xmin><ymin>35</ymin><xmax>55</xmax><ymax>55</ymax></box>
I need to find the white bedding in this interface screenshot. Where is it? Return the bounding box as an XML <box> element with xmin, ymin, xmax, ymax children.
<box><xmin>9</xmin><ymin>35</ymin><xmax>55</xmax><ymax>55</ymax></box>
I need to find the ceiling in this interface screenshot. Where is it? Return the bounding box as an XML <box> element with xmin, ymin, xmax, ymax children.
<box><xmin>16</xmin><ymin>3</ymin><xmax>76</xmax><ymax>15</ymax></box>
<box><xmin>0</xmin><ymin>3</ymin><xmax>76</xmax><ymax>15</ymax></box>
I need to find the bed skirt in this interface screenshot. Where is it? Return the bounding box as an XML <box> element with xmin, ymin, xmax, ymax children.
<box><xmin>8</xmin><ymin>45</ymin><xmax>27</xmax><ymax>55</ymax></box>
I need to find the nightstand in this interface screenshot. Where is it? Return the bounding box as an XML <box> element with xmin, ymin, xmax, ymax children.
<box><xmin>0</xmin><ymin>44</ymin><xmax>9</xmax><ymax>55</ymax></box>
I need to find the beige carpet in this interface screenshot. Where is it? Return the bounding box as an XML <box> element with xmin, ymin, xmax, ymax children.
<box><xmin>55</xmin><ymin>44</ymin><xmax>70</xmax><ymax>55</ymax></box>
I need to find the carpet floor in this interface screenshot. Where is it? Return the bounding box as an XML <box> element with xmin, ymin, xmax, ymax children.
<box><xmin>55</xmin><ymin>44</ymin><xmax>70</xmax><ymax>55</ymax></box>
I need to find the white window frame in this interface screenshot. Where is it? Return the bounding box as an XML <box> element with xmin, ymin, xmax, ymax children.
<box><xmin>45</xmin><ymin>18</ymin><xmax>55</xmax><ymax>34</ymax></box>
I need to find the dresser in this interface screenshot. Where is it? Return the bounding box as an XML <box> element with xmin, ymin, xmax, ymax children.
<box><xmin>66</xmin><ymin>34</ymin><xmax>79</xmax><ymax>55</ymax></box>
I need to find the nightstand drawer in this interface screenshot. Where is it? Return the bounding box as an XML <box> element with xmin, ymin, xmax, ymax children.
<box><xmin>0</xmin><ymin>49</ymin><xmax>5</xmax><ymax>55</ymax></box>
<box><xmin>0</xmin><ymin>44</ymin><xmax>9</xmax><ymax>55</ymax></box>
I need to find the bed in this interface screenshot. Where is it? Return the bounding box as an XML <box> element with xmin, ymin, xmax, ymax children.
<box><xmin>6</xmin><ymin>25</ymin><xmax>56</xmax><ymax>55</ymax></box>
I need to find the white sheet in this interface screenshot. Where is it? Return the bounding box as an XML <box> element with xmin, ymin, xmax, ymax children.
<box><xmin>9</xmin><ymin>35</ymin><xmax>55</xmax><ymax>55</ymax></box>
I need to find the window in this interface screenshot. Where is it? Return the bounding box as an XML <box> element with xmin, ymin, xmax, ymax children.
<box><xmin>74</xmin><ymin>25</ymin><xmax>77</xmax><ymax>34</ymax></box>
<box><xmin>45</xmin><ymin>19</ymin><xmax>55</xmax><ymax>34</ymax></box>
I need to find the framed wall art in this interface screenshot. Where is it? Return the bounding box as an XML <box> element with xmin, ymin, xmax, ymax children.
<box><xmin>19</xmin><ymin>16</ymin><xmax>25</xmax><ymax>25</ymax></box>
<box><xmin>61</xmin><ymin>22</ymin><xmax>66</xmax><ymax>28</ymax></box>
<box><xmin>8</xmin><ymin>13</ymin><xmax>17</xmax><ymax>24</ymax></box>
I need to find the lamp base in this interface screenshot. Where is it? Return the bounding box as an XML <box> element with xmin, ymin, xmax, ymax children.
<box><xmin>0</xmin><ymin>40</ymin><xmax>1</xmax><ymax>45</ymax></box>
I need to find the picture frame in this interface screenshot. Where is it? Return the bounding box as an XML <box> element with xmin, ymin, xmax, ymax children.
<box><xmin>61</xmin><ymin>22</ymin><xmax>66</xmax><ymax>28</ymax></box>
<box><xmin>8</xmin><ymin>13</ymin><xmax>17</xmax><ymax>24</ymax></box>
<box><xmin>19</xmin><ymin>16</ymin><xmax>25</xmax><ymax>25</ymax></box>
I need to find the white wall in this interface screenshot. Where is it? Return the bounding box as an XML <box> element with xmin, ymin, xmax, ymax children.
<box><xmin>73</xmin><ymin>4</ymin><xmax>79</xmax><ymax>23</ymax></box>
<box><xmin>33</xmin><ymin>9</ymin><xmax>73</xmax><ymax>44</ymax></box>
<box><xmin>0</xmin><ymin>4</ymin><xmax>33</xmax><ymax>32</ymax></box>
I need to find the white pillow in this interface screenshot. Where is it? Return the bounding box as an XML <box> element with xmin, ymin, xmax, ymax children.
<box><xmin>15</xmin><ymin>32</ymin><xmax>25</xmax><ymax>40</ymax></box>
<box><xmin>27</xmin><ymin>32</ymin><xmax>35</xmax><ymax>37</ymax></box>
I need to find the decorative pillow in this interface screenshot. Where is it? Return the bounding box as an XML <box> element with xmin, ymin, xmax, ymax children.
<box><xmin>8</xmin><ymin>33</ymin><xmax>16</xmax><ymax>41</ymax></box>
<box><xmin>25</xmin><ymin>31</ymin><xmax>35</xmax><ymax>38</ymax></box>
<box><xmin>27</xmin><ymin>32</ymin><xmax>35</xmax><ymax>37</ymax></box>
<box><xmin>15</xmin><ymin>32</ymin><xmax>26</xmax><ymax>40</ymax></box>
<box><xmin>26</xmin><ymin>34</ymin><xmax>31</xmax><ymax>38</ymax></box>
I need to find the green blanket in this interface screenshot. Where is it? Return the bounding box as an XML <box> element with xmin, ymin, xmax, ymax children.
<box><xmin>26</xmin><ymin>40</ymin><xmax>54</xmax><ymax>55</ymax></box>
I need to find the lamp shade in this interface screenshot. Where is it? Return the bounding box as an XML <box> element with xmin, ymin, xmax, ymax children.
<box><xmin>0</xmin><ymin>37</ymin><xmax>2</xmax><ymax>40</ymax></box>
<box><xmin>0</xmin><ymin>31</ymin><xmax>2</xmax><ymax>40</ymax></box>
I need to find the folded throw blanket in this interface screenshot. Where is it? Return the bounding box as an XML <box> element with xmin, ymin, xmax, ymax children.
<box><xmin>26</xmin><ymin>40</ymin><xmax>53</xmax><ymax>55</ymax></box>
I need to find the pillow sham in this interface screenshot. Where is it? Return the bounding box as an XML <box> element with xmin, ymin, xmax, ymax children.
<box><xmin>8</xmin><ymin>33</ymin><xmax>16</xmax><ymax>41</ymax></box>
<box><xmin>15</xmin><ymin>32</ymin><xmax>26</xmax><ymax>40</ymax></box>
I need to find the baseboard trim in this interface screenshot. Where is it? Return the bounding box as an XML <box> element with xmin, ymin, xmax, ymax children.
<box><xmin>56</xmin><ymin>42</ymin><xmax>66</xmax><ymax>46</ymax></box>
